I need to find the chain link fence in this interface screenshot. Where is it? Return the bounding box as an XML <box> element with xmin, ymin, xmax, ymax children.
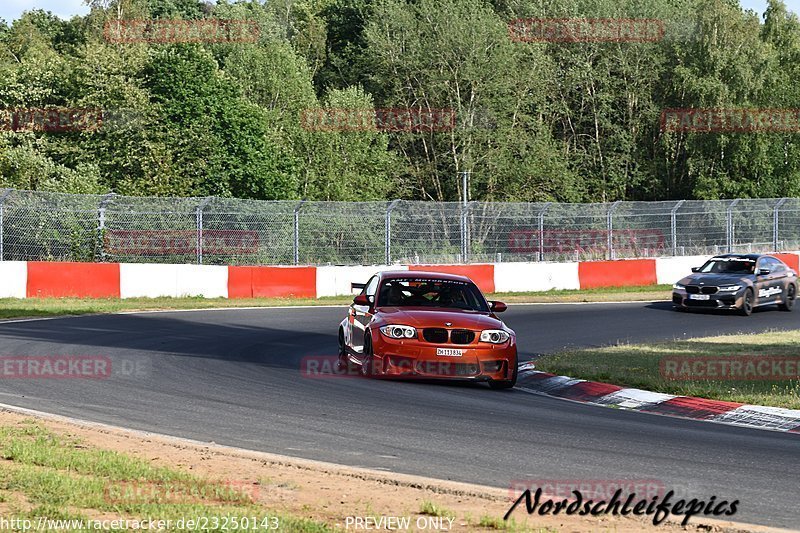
<box><xmin>0</xmin><ymin>189</ymin><xmax>798</xmax><ymax>265</ymax></box>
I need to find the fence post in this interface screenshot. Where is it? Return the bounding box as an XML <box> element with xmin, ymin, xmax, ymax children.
<box><xmin>461</xmin><ymin>201</ymin><xmax>477</xmax><ymax>263</ymax></box>
<box><xmin>0</xmin><ymin>188</ymin><xmax>13</xmax><ymax>262</ymax></box>
<box><xmin>670</xmin><ymin>200</ymin><xmax>685</xmax><ymax>256</ymax></box>
<box><xmin>293</xmin><ymin>200</ymin><xmax>306</xmax><ymax>265</ymax></box>
<box><xmin>773</xmin><ymin>198</ymin><xmax>788</xmax><ymax>251</ymax></box>
<box><xmin>607</xmin><ymin>201</ymin><xmax>622</xmax><ymax>260</ymax></box>
<box><xmin>459</xmin><ymin>171</ymin><xmax>470</xmax><ymax>262</ymax></box>
<box><xmin>460</xmin><ymin>202</ymin><xmax>466</xmax><ymax>262</ymax></box>
<box><xmin>96</xmin><ymin>192</ymin><xmax>116</xmax><ymax>262</ymax></box>
<box><xmin>726</xmin><ymin>199</ymin><xmax>740</xmax><ymax>253</ymax></box>
<box><xmin>538</xmin><ymin>203</ymin><xmax>551</xmax><ymax>262</ymax></box>
<box><xmin>385</xmin><ymin>199</ymin><xmax>400</xmax><ymax>264</ymax></box>
<box><xmin>196</xmin><ymin>197</ymin><xmax>213</xmax><ymax>265</ymax></box>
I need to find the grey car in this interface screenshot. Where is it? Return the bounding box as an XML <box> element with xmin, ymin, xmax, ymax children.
<box><xmin>672</xmin><ymin>254</ymin><xmax>797</xmax><ymax>316</ymax></box>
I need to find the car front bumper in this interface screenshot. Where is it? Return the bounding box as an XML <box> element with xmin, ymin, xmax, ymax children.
<box><xmin>370</xmin><ymin>333</ymin><xmax>517</xmax><ymax>381</ymax></box>
<box><xmin>672</xmin><ymin>289</ymin><xmax>745</xmax><ymax>309</ymax></box>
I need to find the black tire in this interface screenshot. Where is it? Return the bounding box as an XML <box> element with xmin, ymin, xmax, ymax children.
<box><xmin>360</xmin><ymin>334</ymin><xmax>378</xmax><ymax>377</ymax></box>
<box><xmin>488</xmin><ymin>356</ymin><xmax>518</xmax><ymax>390</ymax></box>
<box><xmin>337</xmin><ymin>328</ymin><xmax>349</xmax><ymax>371</ymax></box>
<box><xmin>779</xmin><ymin>284</ymin><xmax>796</xmax><ymax>312</ymax></box>
<box><xmin>739</xmin><ymin>288</ymin><xmax>754</xmax><ymax>316</ymax></box>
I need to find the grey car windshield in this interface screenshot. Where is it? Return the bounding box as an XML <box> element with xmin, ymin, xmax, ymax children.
<box><xmin>378</xmin><ymin>278</ymin><xmax>489</xmax><ymax>312</ymax></box>
<box><xmin>698</xmin><ymin>258</ymin><xmax>755</xmax><ymax>274</ymax></box>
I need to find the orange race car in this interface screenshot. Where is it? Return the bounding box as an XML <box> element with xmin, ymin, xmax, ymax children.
<box><xmin>338</xmin><ymin>271</ymin><xmax>518</xmax><ymax>389</ymax></box>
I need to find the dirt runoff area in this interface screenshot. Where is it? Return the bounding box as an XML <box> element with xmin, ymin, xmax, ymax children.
<box><xmin>0</xmin><ymin>408</ymin><xmax>785</xmax><ymax>533</ymax></box>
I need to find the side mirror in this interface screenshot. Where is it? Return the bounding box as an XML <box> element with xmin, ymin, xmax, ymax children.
<box><xmin>490</xmin><ymin>301</ymin><xmax>507</xmax><ymax>313</ymax></box>
<box><xmin>691</xmin><ymin>267</ymin><xmax>700</xmax><ymax>273</ymax></box>
<box><xmin>758</xmin><ymin>269</ymin><xmax>771</xmax><ymax>276</ymax></box>
<box><xmin>353</xmin><ymin>294</ymin><xmax>371</xmax><ymax>306</ymax></box>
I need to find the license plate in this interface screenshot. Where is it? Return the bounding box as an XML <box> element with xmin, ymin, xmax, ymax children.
<box><xmin>689</xmin><ymin>294</ymin><xmax>710</xmax><ymax>300</ymax></box>
<box><xmin>436</xmin><ymin>348</ymin><xmax>463</xmax><ymax>357</ymax></box>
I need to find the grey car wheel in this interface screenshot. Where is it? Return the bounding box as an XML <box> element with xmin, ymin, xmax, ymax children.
<box><xmin>779</xmin><ymin>284</ymin><xmax>796</xmax><ymax>312</ymax></box>
<box><xmin>739</xmin><ymin>288</ymin><xmax>754</xmax><ymax>316</ymax></box>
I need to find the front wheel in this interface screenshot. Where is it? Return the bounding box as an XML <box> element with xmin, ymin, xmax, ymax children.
<box><xmin>337</xmin><ymin>328</ymin><xmax>349</xmax><ymax>371</ymax></box>
<box><xmin>360</xmin><ymin>334</ymin><xmax>379</xmax><ymax>377</ymax></box>
<box><xmin>779</xmin><ymin>284</ymin><xmax>796</xmax><ymax>312</ymax></box>
<box><xmin>739</xmin><ymin>288</ymin><xmax>754</xmax><ymax>316</ymax></box>
<box><xmin>488</xmin><ymin>357</ymin><xmax>518</xmax><ymax>390</ymax></box>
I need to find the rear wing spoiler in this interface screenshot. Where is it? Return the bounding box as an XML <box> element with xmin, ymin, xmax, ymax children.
<box><xmin>351</xmin><ymin>282</ymin><xmax>366</xmax><ymax>291</ymax></box>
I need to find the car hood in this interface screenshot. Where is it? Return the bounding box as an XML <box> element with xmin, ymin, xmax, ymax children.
<box><xmin>377</xmin><ymin>307</ymin><xmax>506</xmax><ymax>330</ymax></box>
<box><xmin>678</xmin><ymin>273</ymin><xmax>752</xmax><ymax>286</ymax></box>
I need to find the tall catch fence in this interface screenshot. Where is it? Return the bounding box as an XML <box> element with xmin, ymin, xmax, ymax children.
<box><xmin>0</xmin><ymin>190</ymin><xmax>797</xmax><ymax>265</ymax></box>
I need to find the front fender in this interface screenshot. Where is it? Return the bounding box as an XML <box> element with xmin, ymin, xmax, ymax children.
<box><xmin>339</xmin><ymin>317</ymin><xmax>351</xmax><ymax>346</ymax></box>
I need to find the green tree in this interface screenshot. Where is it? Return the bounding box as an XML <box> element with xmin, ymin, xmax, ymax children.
<box><xmin>362</xmin><ymin>0</ymin><xmax>579</xmax><ymax>201</ymax></box>
<box><xmin>142</xmin><ymin>45</ymin><xmax>298</xmax><ymax>198</ymax></box>
<box><xmin>298</xmin><ymin>86</ymin><xmax>397</xmax><ymax>200</ymax></box>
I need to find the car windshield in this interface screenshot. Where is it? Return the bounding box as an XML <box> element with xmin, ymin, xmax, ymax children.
<box><xmin>698</xmin><ymin>258</ymin><xmax>755</xmax><ymax>274</ymax></box>
<box><xmin>378</xmin><ymin>278</ymin><xmax>489</xmax><ymax>312</ymax></box>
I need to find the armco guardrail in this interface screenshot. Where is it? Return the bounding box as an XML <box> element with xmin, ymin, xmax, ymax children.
<box><xmin>1</xmin><ymin>190</ymin><xmax>799</xmax><ymax>266</ymax></box>
<box><xmin>4</xmin><ymin>253</ymin><xmax>799</xmax><ymax>300</ymax></box>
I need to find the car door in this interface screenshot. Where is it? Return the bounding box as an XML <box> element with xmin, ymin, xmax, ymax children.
<box><xmin>754</xmin><ymin>257</ymin><xmax>781</xmax><ymax>304</ymax></box>
<box><xmin>351</xmin><ymin>275</ymin><xmax>378</xmax><ymax>354</ymax></box>
<box><xmin>763</xmin><ymin>257</ymin><xmax>787</xmax><ymax>302</ymax></box>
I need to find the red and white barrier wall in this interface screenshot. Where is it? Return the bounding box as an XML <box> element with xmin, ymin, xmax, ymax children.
<box><xmin>2</xmin><ymin>253</ymin><xmax>800</xmax><ymax>299</ymax></box>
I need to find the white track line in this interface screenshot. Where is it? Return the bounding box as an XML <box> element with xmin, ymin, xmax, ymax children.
<box><xmin>0</xmin><ymin>299</ymin><xmax>663</xmax><ymax>325</ymax></box>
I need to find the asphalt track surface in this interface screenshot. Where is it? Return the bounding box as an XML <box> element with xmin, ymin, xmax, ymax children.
<box><xmin>0</xmin><ymin>301</ymin><xmax>798</xmax><ymax>528</ymax></box>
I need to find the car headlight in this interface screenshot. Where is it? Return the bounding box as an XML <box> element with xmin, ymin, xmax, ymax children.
<box><xmin>480</xmin><ymin>330</ymin><xmax>510</xmax><ymax>344</ymax></box>
<box><xmin>379</xmin><ymin>325</ymin><xmax>417</xmax><ymax>339</ymax></box>
<box><xmin>673</xmin><ymin>283</ymin><xmax>685</xmax><ymax>290</ymax></box>
<box><xmin>718</xmin><ymin>285</ymin><xmax>742</xmax><ymax>292</ymax></box>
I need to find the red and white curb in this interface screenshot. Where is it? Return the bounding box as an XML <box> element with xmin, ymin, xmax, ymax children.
<box><xmin>516</xmin><ymin>363</ymin><xmax>800</xmax><ymax>433</ymax></box>
<box><xmin>3</xmin><ymin>252</ymin><xmax>800</xmax><ymax>300</ymax></box>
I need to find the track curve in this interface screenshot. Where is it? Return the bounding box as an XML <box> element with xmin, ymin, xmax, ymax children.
<box><xmin>0</xmin><ymin>301</ymin><xmax>798</xmax><ymax>528</ymax></box>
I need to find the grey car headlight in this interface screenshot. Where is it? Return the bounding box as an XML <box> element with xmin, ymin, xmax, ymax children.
<box><xmin>379</xmin><ymin>325</ymin><xmax>417</xmax><ymax>339</ymax></box>
<box><xmin>480</xmin><ymin>330</ymin><xmax>510</xmax><ymax>344</ymax></box>
<box><xmin>673</xmin><ymin>283</ymin><xmax>685</xmax><ymax>290</ymax></box>
<box><xmin>718</xmin><ymin>285</ymin><xmax>742</xmax><ymax>292</ymax></box>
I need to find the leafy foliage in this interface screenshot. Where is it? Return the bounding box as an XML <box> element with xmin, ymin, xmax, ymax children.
<box><xmin>0</xmin><ymin>0</ymin><xmax>799</xmax><ymax>201</ymax></box>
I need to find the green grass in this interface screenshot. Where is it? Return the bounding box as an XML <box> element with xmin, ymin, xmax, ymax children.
<box><xmin>474</xmin><ymin>514</ymin><xmax>554</xmax><ymax>532</ymax></box>
<box><xmin>0</xmin><ymin>421</ymin><xmax>330</xmax><ymax>532</ymax></box>
<box><xmin>535</xmin><ymin>329</ymin><xmax>800</xmax><ymax>409</ymax></box>
<box><xmin>418</xmin><ymin>500</ymin><xmax>454</xmax><ymax>518</ymax></box>
<box><xmin>0</xmin><ymin>296</ymin><xmax>350</xmax><ymax>320</ymax></box>
<box><xmin>494</xmin><ymin>284</ymin><xmax>671</xmax><ymax>304</ymax></box>
<box><xmin>0</xmin><ymin>285</ymin><xmax>671</xmax><ymax>320</ymax></box>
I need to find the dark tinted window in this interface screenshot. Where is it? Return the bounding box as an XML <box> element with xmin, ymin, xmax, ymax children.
<box><xmin>378</xmin><ymin>278</ymin><xmax>489</xmax><ymax>312</ymax></box>
<box><xmin>698</xmin><ymin>258</ymin><xmax>755</xmax><ymax>274</ymax></box>
<box><xmin>765</xmin><ymin>257</ymin><xmax>784</xmax><ymax>270</ymax></box>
